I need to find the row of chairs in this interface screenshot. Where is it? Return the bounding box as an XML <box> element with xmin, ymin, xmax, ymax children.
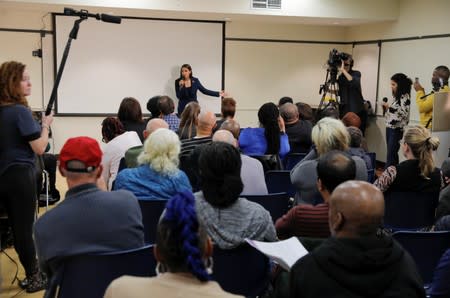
<box><xmin>45</xmin><ymin>243</ymin><xmax>270</xmax><ymax>298</ymax></box>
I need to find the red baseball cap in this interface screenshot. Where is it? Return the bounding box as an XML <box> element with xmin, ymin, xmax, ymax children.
<box><xmin>59</xmin><ymin>136</ymin><xmax>102</xmax><ymax>172</ymax></box>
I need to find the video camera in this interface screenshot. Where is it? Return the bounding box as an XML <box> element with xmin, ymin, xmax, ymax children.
<box><xmin>326</xmin><ymin>49</ymin><xmax>351</xmax><ymax>83</ymax></box>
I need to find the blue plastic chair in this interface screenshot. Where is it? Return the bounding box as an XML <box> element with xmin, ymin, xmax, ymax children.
<box><xmin>211</xmin><ymin>243</ymin><xmax>271</xmax><ymax>297</ymax></box>
<box><xmin>283</xmin><ymin>153</ymin><xmax>307</xmax><ymax>171</ymax></box>
<box><xmin>384</xmin><ymin>191</ymin><xmax>439</xmax><ymax>231</ymax></box>
<box><xmin>427</xmin><ymin>249</ymin><xmax>450</xmax><ymax>298</ymax></box>
<box><xmin>242</xmin><ymin>192</ymin><xmax>290</xmax><ymax>223</ymax></box>
<box><xmin>45</xmin><ymin>245</ymin><xmax>156</xmax><ymax>298</ymax></box>
<box><xmin>392</xmin><ymin>231</ymin><xmax>450</xmax><ymax>285</ymax></box>
<box><xmin>265</xmin><ymin>170</ymin><xmax>296</xmax><ymax>197</ymax></box>
<box><xmin>138</xmin><ymin>199</ymin><xmax>167</xmax><ymax>244</ymax></box>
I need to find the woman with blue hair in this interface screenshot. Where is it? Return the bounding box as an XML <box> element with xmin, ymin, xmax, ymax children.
<box><xmin>105</xmin><ymin>191</ymin><xmax>241</xmax><ymax>297</ymax></box>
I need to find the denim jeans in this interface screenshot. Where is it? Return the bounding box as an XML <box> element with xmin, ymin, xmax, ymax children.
<box><xmin>385</xmin><ymin>127</ymin><xmax>403</xmax><ymax>169</ymax></box>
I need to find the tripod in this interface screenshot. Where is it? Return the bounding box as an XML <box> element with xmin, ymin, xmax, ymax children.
<box><xmin>317</xmin><ymin>68</ymin><xmax>340</xmax><ymax>120</ymax></box>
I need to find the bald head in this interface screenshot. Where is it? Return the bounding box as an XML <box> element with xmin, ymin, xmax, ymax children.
<box><xmin>197</xmin><ymin>111</ymin><xmax>216</xmax><ymax>135</ymax></box>
<box><xmin>329</xmin><ymin>181</ymin><xmax>384</xmax><ymax>238</ymax></box>
<box><xmin>220</xmin><ymin>119</ymin><xmax>241</xmax><ymax>139</ymax></box>
<box><xmin>144</xmin><ymin>118</ymin><xmax>169</xmax><ymax>139</ymax></box>
<box><xmin>279</xmin><ymin>103</ymin><xmax>299</xmax><ymax>124</ymax></box>
<box><xmin>213</xmin><ymin>130</ymin><xmax>237</xmax><ymax>147</ymax></box>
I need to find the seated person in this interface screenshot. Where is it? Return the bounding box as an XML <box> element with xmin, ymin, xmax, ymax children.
<box><xmin>239</xmin><ymin>102</ymin><xmax>290</xmax><ymax>159</ymax></box>
<box><xmin>427</xmin><ymin>249</ymin><xmax>450</xmax><ymax>298</ymax></box>
<box><xmin>278</xmin><ymin>96</ymin><xmax>293</xmax><ymax>107</ymax></box>
<box><xmin>158</xmin><ymin>95</ymin><xmax>180</xmax><ymax>132</ymax></box>
<box><xmin>279</xmin><ymin>103</ymin><xmax>312</xmax><ymax>154</ymax></box>
<box><xmin>436</xmin><ymin>158</ymin><xmax>450</xmax><ymax>221</ymax></box>
<box><xmin>276</xmin><ymin>151</ymin><xmax>356</xmax><ymax>239</ymax></box>
<box><xmin>296</xmin><ymin>102</ymin><xmax>314</xmax><ymax>124</ymax></box>
<box><xmin>346</xmin><ymin>126</ymin><xmax>372</xmax><ymax>170</ymax></box>
<box><xmin>178</xmin><ymin>102</ymin><xmax>200</xmax><ymax>140</ymax></box>
<box><xmin>124</xmin><ymin>118</ymin><xmax>169</xmax><ymax>168</ymax></box>
<box><xmin>213</xmin><ymin>130</ymin><xmax>268</xmax><ymax>195</ymax></box>
<box><xmin>290</xmin><ymin>181</ymin><xmax>425</xmax><ymax>298</ymax></box>
<box><xmin>291</xmin><ymin>117</ymin><xmax>368</xmax><ymax>205</ymax></box>
<box><xmin>114</xmin><ymin>128</ymin><xmax>191</xmax><ymax>200</ymax></box>
<box><xmin>220</xmin><ymin>119</ymin><xmax>241</xmax><ymax>140</ymax></box>
<box><xmin>101</xmin><ymin>117</ymin><xmax>142</xmax><ymax>190</ymax></box>
<box><xmin>195</xmin><ymin>142</ymin><xmax>277</xmax><ymax>249</ymax></box>
<box><xmin>180</xmin><ymin>110</ymin><xmax>216</xmax><ymax>157</ymax></box>
<box><xmin>104</xmin><ymin>191</ymin><xmax>241</xmax><ymax>298</ymax></box>
<box><xmin>34</xmin><ymin>137</ymin><xmax>145</xmax><ymax>269</ymax></box>
<box><xmin>374</xmin><ymin>125</ymin><xmax>441</xmax><ymax>193</ymax></box>
<box><xmin>214</xmin><ymin>97</ymin><xmax>236</xmax><ymax>132</ymax></box>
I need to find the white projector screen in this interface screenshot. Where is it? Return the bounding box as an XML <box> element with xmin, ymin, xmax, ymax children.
<box><xmin>53</xmin><ymin>14</ymin><xmax>224</xmax><ymax>115</ymax></box>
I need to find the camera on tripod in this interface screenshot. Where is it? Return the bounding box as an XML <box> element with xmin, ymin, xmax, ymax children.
<box><xmin>326</xmin><ymin>49</ymin><xmax>350</xmax><ymax>83</ymax></box>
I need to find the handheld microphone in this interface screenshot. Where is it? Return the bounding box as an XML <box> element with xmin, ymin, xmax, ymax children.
<box><xmin>64</xmin><ymin>7</ymin><xmax>121</xmax><ymax>24</ymax></box>
<box><xmin>382</xmin><ymin>97</ymin><xmax>388</xmax><ymax>116</ymax></box>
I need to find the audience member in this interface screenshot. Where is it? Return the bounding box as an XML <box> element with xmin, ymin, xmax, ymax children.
<box><xmin>178</xmin><ymin>102</ymin><xmax>200</xmax><ymax>140</ymax></box>
<box><xmin>291</xmin><ymin>117</ymin><xmax>368</xmax><ymax>205</ymax></box>
<box><xmin>296</xmin><ymin>102</ymin><xmax>314</xmax><ymax>124</ymax></box>
<box><xmin>34</xmin><ymin>137</ymin><xmax>144</xmax><ymax>270</ymax></box>
<box><xmin>215</xmin><ymin>97</ymin><xmax>236</xmax><ymax>131</ymax></box>
<box><xmin>195</xmin><ymin>142</ymin><xmax>277</xmax><ymax>249</ymax></box>
<box><xmin>426</xmin><ymin>249</ymin><xmax>450</xmax><ymax>298</ymax></box>
<box><xmin>146</xmin><ymin>95</ymin><xmax>161</xmax><ymax>119</ymax></box>
<box><xmin>220</xmin><ymin>119</ymin><xmax>241</xmax><ymax>140</ymax></box>
<box><xmin>213</xmin><ymin>130</ymin><xmax>268</xmax><ymax>195</ymax></box>
<box><xmin>158</xmin><ymin>95</ymin><xmax>180</xmax><ymax>132</ymax></box>
<box><xmin>114</xmin><ymin>128</ymin><xmax>191</xmax><ymax>200</ymax></box>
<box><xmin>278</xmin><ymin>96</ymin><xmax>293</xmax><ymax>106</ymax></box>
<box><xmin>104</xmin><ymin>191</ymin><xmax>241</xmax><ymax>298</ymax></box>
<box><xmin>341</xmin><ymin>111</ymin><xmax>361</xmax><ymax>128</ymax></box>
<box><xmin>290</xmin><ymin>181</ymin><xmax>425</xmax><ymax>298</ymax></box>
<box><xmin>101</xmin><ymin>117</ymin><xmax>142</xmax><ymax>190</ymax></box>
<box><xmin>383</xmin><ymin>73</ymin><xmax>412</xmax><ymax>168</ymax></box>
<box><xmin>347</xmin><ymin>126</ymin><xmax>372</xmax><ymax>170</ymax></box>
<box><xmin>239</xmin><ymin>102</ymin><xmax>290</xmax><ymax>159</ymax></box>
<box><xmin>118</xmin><ymin>97</ymin><xmax>147</xmax><ymax>143</ymax></box>
<box><xmin>436</xmin><ymin>158</ymin><xmax>450</xmax><ymax>221</ymax></box>
<box><xmin>279</xmin><ymin>103</ymin><xmax>312</xmax><ymax>154</ymax></box>
<box><xmin>180</xmin><ymin>110</ymin><xmax>216</xmax><ymax>157</ymax></box>
<box><xmin>374</xmin><ymin>125</ymin><xmax>441</xmax><ymax>193</ymax></box>
<box><xmin>124</xmin><ymin>118</ymin><xmax>169</xmax><ymax>168</ymax></box>
<box><xmin>435</xmin><ymin>215</ymin><xmax>450</xmax><ymax>231</ymax></box>
<box><xmin>276</xmin><ymin>151</ymin><xmax>356</xmax><ymax>239</ymax></box>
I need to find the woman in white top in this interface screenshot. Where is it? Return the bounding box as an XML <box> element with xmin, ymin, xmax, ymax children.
<box><xmin>104</xmin><ymin>191</ymin><xmax>241</xmax><ymax>298</ymax></box>
<box><xmin>101</xmin><ymin>117</ymin><xmax>141</xmax><ymax>190</ymax></box>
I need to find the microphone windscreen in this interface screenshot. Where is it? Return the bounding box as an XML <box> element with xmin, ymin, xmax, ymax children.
<box><xmin>101</xmin><ymin>14</ymin><xmax>121</xmax><ymax>24</ymax></box>
<box><xmin>382</xmin><ymin>97</ymin><xmax>388</xmax><ymax>103</ymax></box>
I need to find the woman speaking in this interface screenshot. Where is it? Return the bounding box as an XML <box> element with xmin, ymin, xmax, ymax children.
<box><xmin>175</xmin><ymin>64</ymin><xmax>225</xmax><ymax>115</ymax></box>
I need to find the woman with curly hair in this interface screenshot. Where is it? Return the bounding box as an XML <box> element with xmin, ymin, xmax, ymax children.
<box><xmin>0</xmin><ymin>61</ymin><xmax>52</xmax><ymax>292</ymax></box>
<box><xmin>104</xmin><ymin>191</ymin><xmax>240</xmax><ymax>297</ymax></box>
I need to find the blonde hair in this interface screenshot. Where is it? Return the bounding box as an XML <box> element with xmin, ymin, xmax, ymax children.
<box><xmin>403</xmin><ymin>125</ymin><xmax>440</xmax><ymax>178</ymax></box>
<box><xmin>312</xmin><ymin>117</ymin><xmax>350</xmax><ymax>156</ymax></box>
<box><xmin>137</xmin><ymin>128</ymin><xmax>180</xmax><ymax>175</ymax></box>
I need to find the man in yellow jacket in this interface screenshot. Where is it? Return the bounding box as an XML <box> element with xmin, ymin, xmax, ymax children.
<box><xmin>414</xmin><ymin>65</ymin><xmax>449</xmax><ymax>129</ymax></box>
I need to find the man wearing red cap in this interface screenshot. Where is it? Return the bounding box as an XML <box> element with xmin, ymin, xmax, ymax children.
<box><xmin>33</xmin><ymin>136</ymin><xmax>145</xmax><ymax>269</ymax></box>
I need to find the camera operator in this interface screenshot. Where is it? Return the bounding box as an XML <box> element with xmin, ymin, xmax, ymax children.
<box><xmin>337</xmin><ymin>55</ymin><xmax>367</xmax><ymax>134</ymax></box>
<box><xmin>414</xmin><ymin>65</ymin><xmax>449</xmax><ymax>129</ymax></box>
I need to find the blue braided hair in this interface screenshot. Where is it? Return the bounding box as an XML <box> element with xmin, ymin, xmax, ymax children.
<box><xmin>159</xmin><ymin>191</ymin><xmax>210</xmax><ymax>281</ymax></box>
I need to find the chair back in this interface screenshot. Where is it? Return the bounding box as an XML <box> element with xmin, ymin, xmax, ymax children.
<box><xmin>211</xmin><ymin>243</ymin><xmax>270</xmax><ymax>297</ymax></box>
<box><xmin>265</xmin><ymin>170</ymin><xmax>296</xmax><ymax>197</ymax></box>
<box><xmin>283</xmin><ymin>153</ymin><xmax>307</xmax><ymax>171</ymax></box>
<box><xmin>249</xmin><ymin>154</ymin><xmax>283</xmax><ymax>172</ymax></box>
<box><xmin>428</xmin><ymin>249</ymin><xmax>450</xmax><ymax>298</ymax></box>
<box><xmin>366</xmin><ymin>152</ymin><xmax>376</xmax><ymax>169</ymax></box>
<box><xmin>138</xmin><ymin>200</ymin><xmax>167</xmax><ymax>244</ymax></box>
<box><xmin>46</xmin><ymin>245</ymin><xmax>156</xmax><ymax>298</ymax></box>
<box><xmin>384</xmin><ymin>191</ymin><xmax>439</xmax><ymax>230</ymax></box>
<box><xmin>242</xmin><ymin>192</ymin><xmax>290</xmax><ymax>223</ymax></box>
<box><xmin>392</xmin><ymin>231</ymin><xmax>450</xmax><ymax>285</ymax></box>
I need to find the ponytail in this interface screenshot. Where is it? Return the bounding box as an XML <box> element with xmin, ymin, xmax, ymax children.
<box><xmin>163</xmin><ymin>191</ymin><xmax>210</xmax><ymax>281</ymax></box>
<box><xmin>258</xmin><ymin>102</ymin><xmax>281</xmax><ymax>154</ymax></box>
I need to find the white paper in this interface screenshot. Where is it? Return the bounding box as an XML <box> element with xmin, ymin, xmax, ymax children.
<box><xmin>245</xmin><ymin>237</ymin><xmax>309</xmax><ymax>271</ymax></box>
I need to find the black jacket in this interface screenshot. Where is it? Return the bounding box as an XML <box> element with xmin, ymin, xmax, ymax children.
<box><xmin>290</xmin><ymin>235</ymin><xmax>425</xmax><ymax>298</ymax></box>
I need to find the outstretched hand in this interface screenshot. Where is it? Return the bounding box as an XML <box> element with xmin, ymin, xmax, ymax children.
<box><xmin>413</xmin><ymin>81</ymin><xmax>424</xmax><ymax>92</ymax></box>
<box><xmin>220</xmin><ymin>90</ymin><xmax>228</xmax><ymax>97</ymax></box>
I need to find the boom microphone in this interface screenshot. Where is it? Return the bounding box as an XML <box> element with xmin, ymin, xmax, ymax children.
<box><xmin>63</xmin><ymin>7</ymin><xmax>121</xmax><ymax>24</ymax></box>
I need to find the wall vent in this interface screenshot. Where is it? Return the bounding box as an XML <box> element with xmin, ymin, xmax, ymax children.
<box><xmin>252</xmin><ymin>0</ymin><xmax>281</xmax><ymax>9</ymax></box>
